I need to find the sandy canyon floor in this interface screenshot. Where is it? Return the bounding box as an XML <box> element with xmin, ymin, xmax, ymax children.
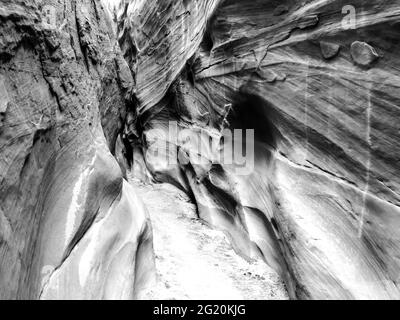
<box><xmin>129</xmin><ymin>178</ymin><xmax>288</xmax><ymax>300</ymax></box>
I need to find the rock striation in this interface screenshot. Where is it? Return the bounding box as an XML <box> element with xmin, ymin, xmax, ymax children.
<box><xmin>118</xmin><ymin>0</ymin><xmax>400</xmax><ymax>299</ymax></box>
<box><xmin>2</xmin><ymin>0</ymin><xmax>400</xmax><ymax>300</ymax></box>
<box><xmin>0</xmin><ymin>0</ymin><xmax>154</xmax><ymax>299</ymax></box>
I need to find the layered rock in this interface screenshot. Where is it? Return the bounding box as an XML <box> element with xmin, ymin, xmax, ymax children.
<box><xmin>0</xmin><ymin>0</ymin><xmax>154</xmax><ymax>299</ymax></box>
<box><xmin>2</xmin><ymin>0</ymin><xmax>400</xmax><ymax>300</ymax></box>
<box><xmin>119</xmin><ymin>0</ymin><xmax>400</xmax><ymax>299</ymax></box>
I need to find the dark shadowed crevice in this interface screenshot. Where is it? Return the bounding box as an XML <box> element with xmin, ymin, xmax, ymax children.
<box><xmin>227</xmin><ymin>90</ymin><xmax>281</xmax><ymax>150</ymax></box>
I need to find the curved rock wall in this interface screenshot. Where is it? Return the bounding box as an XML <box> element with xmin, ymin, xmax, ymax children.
<box><xmin>0</xmin><ymin>0</ymin><xmax>154</xmax><ymax>299</ymax></box>
<box><xmin>2</xmin><ymin>0</ymin><xmax>399</xmax><ymax>300</ymax></box>
<box><xmin>119</xmin><ymin>0</ymin><xmax>400</xmax><ymax>299</ymax></box>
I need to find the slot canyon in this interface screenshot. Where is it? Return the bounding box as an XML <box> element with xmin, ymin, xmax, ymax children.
<box><xmin>1</xmin><ymin>0</ymin><xmax>400</xmax><ymax>300</ymax></box>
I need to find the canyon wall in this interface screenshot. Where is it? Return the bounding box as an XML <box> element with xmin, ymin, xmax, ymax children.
<box><xmin>1</xmin><ymin>0</ymin><xmax>400</xmax><ymax>300</ymax></box>
<box><xmin>0</xmin><ymin>0</ymin><xmax>154</xmax><ymax>299</ymax></box>
<box><xmin>119</xmin><ymin>0</ymin><xmax>400</xmax><ymax>299</ymax></box>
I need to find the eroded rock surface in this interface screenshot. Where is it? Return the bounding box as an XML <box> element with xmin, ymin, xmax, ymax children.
<box><xmin>2</xmin><ymin>0</ymin><xmax>400</xmax><ymax>300</ymax></box>
<box><xmin>118</xmin><ymin>0</ymin><xmax>400</xmax><ymax>299</ymax></box>
<box><xmin>0</xmin><ymin>0</ymin><xmax>154</xmax><ymax>299</ymax></box>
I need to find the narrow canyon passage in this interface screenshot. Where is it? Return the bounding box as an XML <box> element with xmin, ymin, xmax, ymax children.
<box><xmin>2</xmin><ymin>0</ymin><xmax>400</xmax><ymax>301</ymax></box>
<box><xmin>128</xmin><ymin>177</ymin><xmax>288</xmax><ymax>300</ymax></box>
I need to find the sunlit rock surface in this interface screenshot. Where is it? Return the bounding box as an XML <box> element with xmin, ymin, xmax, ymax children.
<box><xmin>0</xmin><ymin>0</ymin><xmax>154</xmax><ymax>299</ymax></box>
<box><xmin>119</xmin><ymin>0</ymin><xmax>400</xmax><ymax>299</ymax></box>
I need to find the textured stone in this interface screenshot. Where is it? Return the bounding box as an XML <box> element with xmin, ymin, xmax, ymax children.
<box><xmin>351</xmin><ymin>41</ymin><xmax>380</xmax><ymax>67</ymax></box>
<box><xmin>2</xmin><ymin>0</ymin><xmax>400</xmax><ymax>301</ymax></box>
<box><xmin>320</xmin><ymin>41</ymin><xmax>341</xmax><ymax>59</ymax></box>
<box><xmin>119</xmin><ymin>0</ymin><xmax>400</xmax><ymax>299</ymax></box>
<box><xmin>0</xmin><ymin>0</ymin><xmax>154</xmax><ymax>299</ymax></box>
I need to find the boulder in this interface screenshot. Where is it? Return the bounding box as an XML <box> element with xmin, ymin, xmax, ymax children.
<box><xmin>351</xmin><ymin>41</ymin><xmax>380</xmax><ymax>67</ymax></box>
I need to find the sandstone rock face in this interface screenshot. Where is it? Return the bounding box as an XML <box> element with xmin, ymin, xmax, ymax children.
<box><xmin>118</xmin><ymin>0</ymin><xmax>400</xmax><ymax>299</ymax></box>
<box><xmin>0</xmin><ymin>0</ymin><xmax>154</xmax><ymax>299</ymax></box>
<box><xmin>2</xmin><ymin>0</ymin><xmax>400</xmax><ymax>300</ymax></box>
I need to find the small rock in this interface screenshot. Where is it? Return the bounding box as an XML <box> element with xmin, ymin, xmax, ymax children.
<box><xmin>273</xmin><ymin>5</ymin><xmax>289</xmax><ymax>16</ymax></box>
<box><xmin>350</xmin><ymin>41</ymin><xmax>379</xmax><ymax>67</ymax></box>
<box><xmin>276</xmin><ymin>72</ymin><xmax>287</xmax><ymax>81</ymax></box>
<box><xmin>320</xmin><ymin>41</ymin><xmax>341</xmax><ymax>59</ymax></box>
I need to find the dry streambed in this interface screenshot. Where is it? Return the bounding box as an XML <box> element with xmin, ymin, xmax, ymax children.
<box><xmin>130</xmin><ymin>180</ymin><xmax>288</xmax><ymax>300</ymax></box>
